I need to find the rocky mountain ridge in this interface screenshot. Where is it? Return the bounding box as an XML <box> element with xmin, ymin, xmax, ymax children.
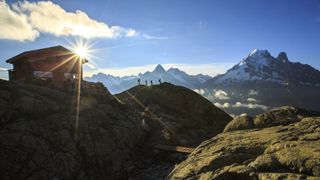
<box><xmin>85</xmin><ymin>64</ymin><xmax>211</xmax><ymax>94</ymax></box>
<box><xmin>198</xmin><ymin>49</ymin><xmax>320</xmax><ymax>116</ymax></box>
<box><xmin>207</xmin><ymin>49</ymin><xmax>320</xmax><ymax>86</ymax></box>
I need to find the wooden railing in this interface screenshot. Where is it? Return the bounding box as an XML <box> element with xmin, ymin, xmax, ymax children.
<box><xmin>154</xmin><ymin>144</ymin><xmax>195</xmax><ymax>154</ymax></box>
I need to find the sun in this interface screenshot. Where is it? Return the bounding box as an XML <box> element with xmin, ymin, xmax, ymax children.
<box><xmin>74</xmin><ymin>45</ymin><xmax>88</xmax><ymax>59</ymax></box>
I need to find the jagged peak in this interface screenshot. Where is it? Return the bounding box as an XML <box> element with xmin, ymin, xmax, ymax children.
<box><xmin>248</xmin><ymin>49</ymin><xmax>271</xmax><ymax>57</ymax></box>
<box><xmin>167</xmin><ymin>67</ymin><xmax>183</xmax><ymax>73</ymax></box>
<box><xmin>153</xmin><ymin>64</ymin><xmax>166</xmax><ymax>73</ymax></box>
<box><xmin>277</xmin><ymin>51</ymin><xmax>289</xmax><ymax>63</ymax></box>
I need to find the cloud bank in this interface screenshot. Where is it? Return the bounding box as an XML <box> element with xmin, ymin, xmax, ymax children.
<box><xmin>214</xmin><ymin>101</ymin><xmax>268</xmax><ymax>111</ymax></box>
<box><xmin>0</xmin><ymin>0</ymin><xmax>138</xmax><ymax>41</ymax></box>
<box><xmin>214</xmin><ymin>102</ymin><xmax>231</xmax><ymax>108</ymax></box>
<box><xmin>247</xmin><ymin>97</ymin><xmax>258</xmax><ymax>102</ymax></box>
<box><xmin>0</xmin><ymin>67</ymin><xmax>8</xmax><ymax>80</ymax></box>
<box><xmin>194</xmin><ymin>88</ymin><xmax>206</xmax><ymax>95</ymax></box>
<box><xmin>0</xmin><ymin>1</ymin><xmax>39</xmax><ymax>41</ymax></box>
<box><xmin>214</xmin><ymin>90</ymin><xmax>230</xmax><ymax>100</ymax></box>
<box><xmin>233</xmin><ymin>102</ymin><xmax>268</xmax><ymax>111</ymax></box>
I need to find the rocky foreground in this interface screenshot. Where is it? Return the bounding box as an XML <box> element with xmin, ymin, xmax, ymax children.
<box><xmin>0</xmin><ymin>80</ymin><xmax>232</xmax><ymax>179</ymax></box>
<box><xmin>168</xmin><ymin>107</ymin><xmax>320</xmax><ymax>179</ymax></box>
<box><xmin>1</xmin><ymin>79</ymin><xmax>320</xmax><ymax>179</ymax></box>
<box><xmin>0</xmin><ymin>80</ymin><xmax>145</xmax><ymax>179</ymax></box>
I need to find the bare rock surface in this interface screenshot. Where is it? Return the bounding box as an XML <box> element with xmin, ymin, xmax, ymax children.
<box><xmin>224</xmin><ymin>106</ymin><xmax>320</xmax><ymax>132</ymax></box>
<box><xmin>168</xmin><ymin>108</ymin><xmax>320</xmax><ymax>179</ymax></box>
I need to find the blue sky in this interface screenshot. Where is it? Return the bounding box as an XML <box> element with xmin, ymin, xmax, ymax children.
<box><xmin>0</xmin><ymin>0</ymin><xmax>320</xmax><ymax>79</ymax></box>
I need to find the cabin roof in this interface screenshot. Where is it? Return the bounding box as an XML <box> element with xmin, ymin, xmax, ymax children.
<box><xmin>6</xmin><ymin>45</ymin><xmax>88</xmax><ymax>64</ymax></box>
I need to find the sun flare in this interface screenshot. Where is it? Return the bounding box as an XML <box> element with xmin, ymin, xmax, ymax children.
<box><xmin>75</xmin><ymin>45</ymin><xmax>88</xmax><ymax>59</ymax></box>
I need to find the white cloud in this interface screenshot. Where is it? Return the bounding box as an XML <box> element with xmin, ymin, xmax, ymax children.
<box><xmin>214</xmin><ymin>90</ymin><xmax>230</xmax><ymax>100</ymax></box>
<box><xmin>247</xmin><ymin>97</ymin><xmax>258</xmax><ymax>102</ymax></box>
<box><xmin>0</xmin><ymin>67</ymin><xmax>8</xmax><ymax>71</ymax></box>
<box><xmin>248</xmin><ymin>90</ymin><xmax>258</xmax><ymax>96</ymax></box>
<box><xmin>214</xmin><ymin>102</ymin><xmax>230</xmax><ymax>108</ymax></box>
<box><xmin>0</xmin><ymin>67</ymin><xmax>8</xmax><ymax>80</ymax></box>
<box><xmin>142</xmin><ymin>34</ymin><xmax>168</xmax><ymax>40</ymax></box>
<box><xmin>125</xmin><ymin>29</ymin><xmax>139</xmax><ymax>37</ymax></box>
<box><xmin>239</xmin><ymin>113</ymin><xmax>248</xmax><ymax>117</ymax></box>
<box><xmin>0</xmin><ymin>0</ymin><xmax>139</xmax><ymax>41</ymax></box>
<box><xmin>213</xmin><ymin>101</ymin><xmax>268</xmax><ymax>111</ymax></box>
<box><xmin>194</xmin><ymin>88</ymin><xmax>206</xmax><ymax>95</ymax></box>
<box><xmin>11</xmin><ymin>1</ymin><xmax>138</xmax><ymax>39</ymax></box>
<box><xmin>0</xmin><ymin>1</ymin><xmax>39</xmax><ymax>41</ymax></box>
<box><xmin>233</xmin><ymin>102</ymin><xmax>268</xmax><ymax>111</ymax></box>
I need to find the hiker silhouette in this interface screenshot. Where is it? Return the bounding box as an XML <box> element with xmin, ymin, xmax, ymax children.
<box><xmin>159</xmin><ymin>78</ymin><xmax>162</xmax><ymax>84</ymax></box>
<box><xmin>145</xmin><ymin>80</ymin><xmax>148</xmax><ymax>86</ymax></box>
<box><xmin>150</xmin><ymin>80</ymin><xmax>153</xmax><ymax>86</ymax></box>
<box><xmin>138</xmin><ymin>79</ymin><xmax>140</xmax><ymax>85</ymax></box>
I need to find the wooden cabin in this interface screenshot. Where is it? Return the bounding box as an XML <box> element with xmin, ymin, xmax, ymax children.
<box><xmin>6</xmin><ymin>45</ymin><xmax>88</xmax><ymax>85</ymax></box>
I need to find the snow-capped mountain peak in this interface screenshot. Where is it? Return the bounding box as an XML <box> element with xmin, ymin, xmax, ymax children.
<box><xmin>211</xmin><ymin>49</ymin><xmax>320</xmax><ymax>86</ymax></box>
<box><xmin>244</xmin><ymin>49</ymin><xmax>273</xmax><ymax>67</ymax></box>
<box><xmin>85</xmin><ymin>64</ymin><xmax>211</xmax><ymax>94</ymax></box>
<box><xmin>153</xmin><ymin>64</ymin><xmax>166</xmax><ymax>73</ymax></box>
<box><xmin>248</xmin><ymin>49</ymin><xmax>271</xmax><ymax>57</ymax></box>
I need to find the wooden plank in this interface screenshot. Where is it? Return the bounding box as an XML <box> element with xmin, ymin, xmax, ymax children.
<box><xmin>154</xmin><ymin>144</ymin><xmax>195</xmax><ymax>154</ymax></box>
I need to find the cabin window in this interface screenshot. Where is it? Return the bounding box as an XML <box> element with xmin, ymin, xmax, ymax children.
<box><xmin>64</xmin><ymin>73</ymin><xmax>79</xmax><ymax>80</ymax></box>
<box><xmin>33</xmin><ymin>71</ymin><xmax>53</xmax><ymax>78</ymax></box>
<box><xmin>64</xmin><ymin>73</ymin><xmax>72</xmax><ymax>80</ymax></box>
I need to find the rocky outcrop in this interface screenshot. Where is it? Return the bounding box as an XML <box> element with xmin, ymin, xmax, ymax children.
<box><xmin>168</xmin><ymin>108</ymin><xmax>320</xmax><ymax>179</ymax></box>
<box><xmin>223</xmin><ymin>115</ymin><xmax>254</xmax><ymax>132</ymax></box>
<box><xmin>224</xmin><ymin>106</ymin><xmax>320</xmax><ymax>132</ymax></box>
<box><xmin>116</xmin><ymin>83</ymin><xmax>232</xmax><ymax>146</ymax></box>
<box><xmin>0</xmin><ymin>80</ymin><xmax>145</xmax><ymax>179</ymax></box>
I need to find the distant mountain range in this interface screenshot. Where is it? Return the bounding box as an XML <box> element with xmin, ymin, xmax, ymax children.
<box><xmin>199</xmin><ymin>49</ymin><xmax>320</xmax><ymax>116</ymax></box>
<box><xmin>85</xmin><ymin>49</ymin><xmax>320</xmax><ymax>116</ymax></box>
<box><xmin>85</xmin><ymin>64</ymin><xmax>211</xmax><ymax>94</ymax></box>
<box><xmin>205</xmin><ymin>49</ymin><xmax>320</xmax><ymax>86</ymax></box>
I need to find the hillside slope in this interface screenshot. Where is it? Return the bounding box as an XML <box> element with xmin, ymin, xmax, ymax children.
<box><xmin>116</xmin><ymin>83</ymin><xmax>232</xmax><ymax>146</ymax></box>
<box><xmin>0</xmin><ymin>80</ymin><xmax>145</xmax><ymax>179</ymax></box>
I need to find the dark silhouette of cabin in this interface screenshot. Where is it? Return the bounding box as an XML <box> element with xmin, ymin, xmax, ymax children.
<box><xmin>6</xmin><ymin>45</ymin><xmax>87</xmax><ymax>85</ymax></box>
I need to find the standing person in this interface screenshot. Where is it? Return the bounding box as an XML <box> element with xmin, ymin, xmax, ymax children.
<box><xmin>159</xmin><ymin>78</ymin><xmax>162</xmax><ymax>84</ymax></box>
<box><xmin>145</xmin><ymin>80</ymin><xmax>148</xmax><ymax>86</ymax></box>
<box><xmin>150</xmin><ymin>80</ymin><xmax>153</xmax><ymax>86</ymax></box>
<box><xmin>138</xmin><ymin>78</ymin><xmax>140</xmax><ymax>85</ymax></box>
